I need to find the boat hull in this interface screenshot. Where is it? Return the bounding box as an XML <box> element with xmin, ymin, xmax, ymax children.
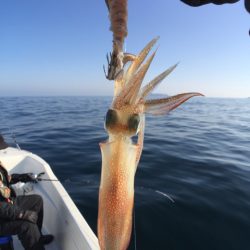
<box><xmin>0</xmin><ymin>147</ymin><xmax>100</xmax><ymax>250</ymax></box>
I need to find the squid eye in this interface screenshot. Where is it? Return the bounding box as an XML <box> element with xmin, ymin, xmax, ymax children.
<box><xmin>105</xmin><ymin>109</ymin><xmax>117</xmax><ymax>130</ymax></box>
<box><xmin>128</xmin><ymin>114</ymin><xmax>140</xmax><ymax>134</ymax></box>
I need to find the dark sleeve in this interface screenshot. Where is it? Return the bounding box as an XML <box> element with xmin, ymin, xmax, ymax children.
<box><xmin>180</xmin><ymin>0</ymin><xmax>239</xmax><ymax>6</ymax></box>
<box><xmin>10</xmin><ymin>173</ymin><xmax>33</xmax><ymax>184</ymax></box>
<box><xmin>0</xmin><ymin>201</ymin><xmax>20</xmax><ymax>220</ymax></box>
<box><xmin>10</xmin><ymin>174</ymin><xmax>22</xmax><ymax>184</ymax></box>
<box><xmin>245</xmin><ymin>0</ymin><xmax>250</xmax><ymax>13</ymax></box>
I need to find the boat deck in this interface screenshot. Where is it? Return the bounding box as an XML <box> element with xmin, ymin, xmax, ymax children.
<box><xmin>0</xmin><ymin>147</ymin><xmax>100</xmax><ymax>250</ymax></box>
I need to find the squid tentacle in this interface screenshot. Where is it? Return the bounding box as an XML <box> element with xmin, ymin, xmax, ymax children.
<box><xmin>145</xmin><ymin>92</ymin><xmax>204</xmax><ymax>115</ymax></box>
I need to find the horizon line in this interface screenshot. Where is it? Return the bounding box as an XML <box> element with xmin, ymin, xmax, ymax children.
<box><xmin>0</xmin><ymin>95</ymin><xmax>249</xmax><ymax>99</ymax></box>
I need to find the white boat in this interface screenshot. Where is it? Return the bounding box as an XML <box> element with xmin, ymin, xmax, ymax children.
<box><xmin>0</xmin><ymin>145</ymin><xmax>100</xmax><ymax>250</ymax></box>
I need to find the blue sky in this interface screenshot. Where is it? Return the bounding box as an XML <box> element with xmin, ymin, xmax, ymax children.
<box><xmin>0</xmin><ymin>1</ymin><xmax>249</xmax><ymax>97</ymax></box>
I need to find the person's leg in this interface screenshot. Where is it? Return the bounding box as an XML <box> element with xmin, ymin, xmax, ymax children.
<box><xmin>13</xmin><ymin>194</ymin><xmax>54</xmax><ymax>245</ymax></box>
<box><xmin>14</xmin><ymin>194</ymin><xmax>44</xmax><ymax>231</ymax></box>
<box><xmin>0</xmin><ymin>220</ymin><xmax>44</xmax><ymax>250</ymax></box>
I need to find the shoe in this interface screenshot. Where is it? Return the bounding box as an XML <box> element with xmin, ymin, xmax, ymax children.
<box><xmin>39</xmin><ymin>234</ymin><xmax>54</xmax><ymax>245</ymax></box>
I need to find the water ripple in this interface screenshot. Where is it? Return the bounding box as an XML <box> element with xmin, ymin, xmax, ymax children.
<box><xmin>1</xmin><ymin>96</ymin><xmax>250</xmax><ymax>250</ymax></box>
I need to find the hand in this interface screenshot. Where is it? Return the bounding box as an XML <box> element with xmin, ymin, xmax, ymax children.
<box><xmin>4</xmin><ymin>187</ymin><xmax>11</xmax><ymax>198</ymax></box>
<box><xmin>0</xmin><ymin>187</ymin><xmax>11</xmax><ymax>198</ymax></box>
<box><xmin>18</xmin><ymin>210</ymin><xmax>38</xmax><ymax>224</ymax></box>
<box><xmin>17</xmin><ymin>173</ymin><xmax>38</xmax><ymax>183</ymax></box>
<box><xmin>27</xmin><ymin>173</ymin><xmax>38</xmax><ymax>183</ymax></box>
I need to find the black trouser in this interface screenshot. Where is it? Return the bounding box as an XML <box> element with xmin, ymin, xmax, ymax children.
<box><xmin>0</xmin><ymin>195</ymin><xmax>45</xmax><ymax>250</ymax></box>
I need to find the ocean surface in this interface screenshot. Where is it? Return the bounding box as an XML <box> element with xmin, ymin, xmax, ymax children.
<box><xmin>0</xmin><ymin>96</ymin><xmax>250</xmax><ymax>250</ymax></box>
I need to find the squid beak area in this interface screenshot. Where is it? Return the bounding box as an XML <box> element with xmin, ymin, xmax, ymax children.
<box><xmin>98</xmin><ymin>141</ymin><xmax>138</xmax><ymax>250</ymax></box>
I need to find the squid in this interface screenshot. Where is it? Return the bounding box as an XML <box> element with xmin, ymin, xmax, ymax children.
<box><xmin>98</xmin><ymin>37</ymin><xmax>203</xmax><ymax>250</ymax></box>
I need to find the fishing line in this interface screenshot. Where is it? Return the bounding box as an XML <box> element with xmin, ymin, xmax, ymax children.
<box><xmin>37</xmin><ymin>178</ymin><xmax>59</xmax><ymax>182</ymax></box>
<box><xmin>133</xmin><ymin>202</ymin><xmax>137</xmax><ymax>250</ymax></box>
<box><xmin>34</xmin><ymin>173</ymin><xmax>59</xmax><ymax>182</ymax></box>
<box><xmin>8</xmin><ymin>127</ymin><xmax>21</xmax><ymax>150</ymax></box>
<box><xmin>155</xmin><ymin>190</ymin><xmax>175</xmax><ymax>203</ymax></box>
<box><xmin>0</xmin><ymin>115</ymin><xmax>21</xmax><ymax>149</ymax></box>
<box><xmin>1</xmin><ymin>127</ymin><xmax>21</xmax><ymax>150</ymax></box>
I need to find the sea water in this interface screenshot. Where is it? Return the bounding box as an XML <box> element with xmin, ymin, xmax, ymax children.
<box><xmin>0</xmin><ymin>96</ymin><xmax>250</xmax><ymax>250</ymax></box>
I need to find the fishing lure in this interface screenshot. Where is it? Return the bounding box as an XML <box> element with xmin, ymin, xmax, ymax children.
<box><xmin>104</xmin><ymin>0</ymin><xmax>136</xmax><ymax>80</ymax></box>
<box><xmin>98</xmin><ymin>37</ymin><xmax>203</xmax><ymax>250</ymax></box>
